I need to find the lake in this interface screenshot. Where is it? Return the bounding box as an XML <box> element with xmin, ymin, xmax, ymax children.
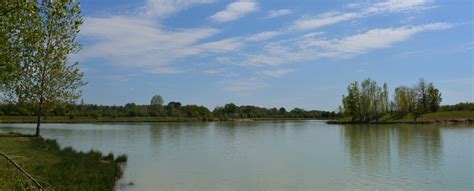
<box><xmin>0</xmin><ymin>121</ymin><xmax>473</xmax><ymax>190</ymax></box>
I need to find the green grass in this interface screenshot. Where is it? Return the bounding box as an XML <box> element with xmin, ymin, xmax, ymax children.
<box><xmin>417</xmin><ymin>111</ymin><xmax>474</xmax><ymax>120</ymax></box>
<box><xmin>0</xmin><ymin>135</ymin><xmax>126</xmax><ymax>190</ymax></box>
<box><xmin>335</xmin><ymin>117</ymin><xmax>353</xmax><ymax>123</ymax></box>
<box><xmin>334</xmin><ymin>111</ymin><xmax>474</xmax><ymax>124</ymax></box>
<box><xmin>379</xmin><ymin>111</ymin><xmax>474</xmax><ymax>122</ymax></box>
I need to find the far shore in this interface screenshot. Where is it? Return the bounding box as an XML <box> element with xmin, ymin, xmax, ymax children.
<box><xmin>2</xmin><ymin>111</ymin><xmax>472</xmax><ymax>125</ymax></box>
<box><xmin>0</xmin><ymin>116</ymin><xmax>330</xmax><ymax>124</ymax></box>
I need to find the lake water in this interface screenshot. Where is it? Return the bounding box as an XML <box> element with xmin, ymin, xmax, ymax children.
<box><xmin>1</xmin><ymin>121</ymin><xmax>473</xmax><ymax>190</ymax></box>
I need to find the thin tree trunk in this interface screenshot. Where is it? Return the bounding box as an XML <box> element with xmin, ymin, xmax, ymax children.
<box><xmin>35</xmin><ymin>100</ymin><xmax>42</xmax><ymax>137</ymax></box>
<box><xmin>35</xmin><ymin>112</ymin><xmax>41</xmax><ymax>137</ymax></box>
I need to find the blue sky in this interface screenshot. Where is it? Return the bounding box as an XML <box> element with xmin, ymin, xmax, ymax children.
<box><xmin>76</xmin><ymin>0</ymin><xmax>473</xmax><ymax>111</ymax></box>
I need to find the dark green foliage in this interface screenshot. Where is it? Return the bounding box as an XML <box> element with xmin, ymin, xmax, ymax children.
<box><xmin>0</xmin><ymin>90</ymin><xmax>336</xmax><ymax>120</ymax></box>
<box><xmin>167</xmin><ymin>101</ymin><xmax>182</xmax><ymax>108</ymax></box>
<box><xmin>0</xmin><ymin>103</ymin><xmax>33</xmax><ymax>115</ymax></box>
<box><xmin>0</xmin><ymin>101</ymin><xmax>337</xmax><ymax>120</ymax></box>
<box><xmin>427</xmin><ymin>83</ymin><xmax>442</xmax><ymax>112</ymax></box>
<box><xmin>212</xmin><ymin>103</ymin><xmax>336</xmax><ymax>119</ymax></box>
<box><xmin>440</xmin><ymin>102</ymin><xmax>474</xmax><ymax>111</ymax></box>
<box><xmin>279</xmin><ymin>107</ymin><xmax>286</xmax><ymax>113</ymax></box>
<box><xmin>115</xmin><ymin>155</ymin><xmax>128</xmax><ymax>163</ymax></box>
<box><xmin>102</xmin><ymin>153</ymin><xmax>115</xmax><ymax>161</ymax></box>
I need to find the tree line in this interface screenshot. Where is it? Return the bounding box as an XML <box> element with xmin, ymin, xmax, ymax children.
<box><xmin>439</xmin><ymin>102</ymin><xmax>474</xmax><ymax>111</ymax></box>
<box><xmin>0</xmin><ymin>96</ymin><xmax>338</xmax><ymax>120</ymax></box>
<box><xmin>341</xmin><ymin>78</ymin><xmax>443</xmax><ymax>122</ymax></box>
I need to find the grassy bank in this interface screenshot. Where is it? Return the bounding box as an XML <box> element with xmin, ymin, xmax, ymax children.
<box><xmin>0</xmin><ymin>134</ymin><xmax>126</xmax><ymax>190</ymax></box>
<box><xmin>329</xmin><ymin>111</ymin><xmax>474</xmax><ymax>124</ymax></box>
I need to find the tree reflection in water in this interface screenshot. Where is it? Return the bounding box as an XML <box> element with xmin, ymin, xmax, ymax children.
<box><xmin>342</xmin><ymin>124</ymin><xmax>442</xmax><ymax>189</ymax></box>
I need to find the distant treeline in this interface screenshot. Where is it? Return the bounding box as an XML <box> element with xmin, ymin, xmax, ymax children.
<box><xmin>0</xmin><ymin>101</ymin><xmax>338</xmax><ymax>120</ymax></box>
<box><xmin>439</xmin><ymin>102</ymin><xmax>474</xmax><ymax>112</ymax></box>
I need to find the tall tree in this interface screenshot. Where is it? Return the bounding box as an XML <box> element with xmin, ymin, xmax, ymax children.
<box><xmin>427</xmin><ymin>83</ymin><xmax>442</xmax><ymax>112</ymax></box>
<box><xmin>373</xmin><ymin>84</ymin><xmax>383</xmax><ymax>121</ymax></box>
<box><xmin>382</xmin><ymin>82</ymin><xmax>389</xmax><ymax>114</ymax></box>
<box><xmin>3</xmin><ymin>0</ymin><xmax>85</xmax><ymax>137</ymax></box>
<box><xmin>360</xmin><ymin>79</ymin><xmax>372</xmax><ymax>122</ymax></box>
<box><xmin>394</xmin><ymin>86</ymin><xmax>417</xmax><ymax>114</ymax></box>
<box><xmin>150</xmin><ymin>95</ymin><xmax>164</xmax><ymax>106</ymax></box>
<box><xmin>415</xmin><ymin>78</ymin><xmax>428</xmax><ymax>112</ymax></box>
<box><xmin>342</xmin><ymin>81</ymin><xmax>361</xmax><ymax>121</ymax></box>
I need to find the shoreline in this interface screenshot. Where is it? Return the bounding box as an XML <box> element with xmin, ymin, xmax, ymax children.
<box><xmin>327</xmin><ymin>118</ymin><xmax>474</xmax><ymax>125</ymax></box>
<box><xmin>326</xmin><ymin>111</ymin><xmax>474</xmax><ymax>125</ymax></box>
<box><xmin>0</xmin><ymin>116</ymin><xmax>330</xmax><ymax>124</ymax></box>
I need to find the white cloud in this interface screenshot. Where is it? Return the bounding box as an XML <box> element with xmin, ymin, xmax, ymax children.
<box><xmin>221</xmin><ymin>78</ymin><xmax>268</xmax><ymax>96</ymax></box>
<box><xmin>292</xmin><ymin>0</ymin><xmax>434</xmax><ymax>30</ymax></box>
<box><xmin>265</xmin><ymin>9</ymin><xmax>293</xmax><ymax>19</ymax></box>
<box><xmin>210</xmin><ymin>0</ymin><xmax>258</xmax><ymax>22</ymax></box>
<box><xmin>80</xmin><ymin>0</ymin><xmax>445</xmax><ymax>81</ymax></box>
<box><xmin>80</xmin><ymin>0</ymin><xmax>251</xmax><ymax>76</ymax></box>
<box><xmin>261</xmin><ymin>69</ymin><xmax>295</xmax><ymax>78</ymax></box>
<box><xmin>149</xmin><ymin>67</ymin><xmax>183</xmax><ymax>74</ymax></box>
<box><xmin>204</xmin><ymin>68</ymin><xmax>239</xmax><ymax>77</ymax></box>
<box><xmin>247</xmin><ymin>23</ymin><xmax>453</xmax><ymax>66</ymax></box>
<box><xmin>326</xmin><ymin>23</ymin><xmax>452</xmax><ymax>54</ymax></box>
<box><xmin>205</xmin><ymin>69</ymin><xmax>225</xmax><ymax>75</ymax></box>
<box><xmin>80</xmin><ymin>16</ymin><xmax>248</xmax><ymax>72</ymax></box>
<box><xmin>81</xmin><ymin>13</ymin><xmax>286</xmax><ymax>75</ymax></box>
<box><xmin>364</xmin><ymin>0</ymin><xmax>434</xmax><ymax>14</ymax></box>
<box><xmin>196</xmin><ymin>37</ymin><xmax>244</xmax><ymax>53</ymax></box>
<box><xmin>246</xmin><ymin>31</ymin><xmax>282</xmax><ymax>42</ymax></box>
<box><xmin>345</xmin><ymin>3</ymin><xmax>361</xmax><ymax>9</ymax></box>
<box><xmin>247</xmin><ymin>54</ymin><xmax>285</xmax><ymax>66</ymax></box>
<box><xmin>215</xmin><ymin>57</ymin><xmax>239</xmax><ymax>65</ymax></box>
<box><xmin>293</xmin><ymin>12</ymin><xmax>359</xmax><ymax>30</ymax></box>
<box><xmin>144</xmin><ymin>0</ymin><xmax>216</xmax><ymax>17</ymax></box>
<box><xmin>102</xmin><ymin>73</ymin><xmax>139</xmax><ymax>82</ymax></box>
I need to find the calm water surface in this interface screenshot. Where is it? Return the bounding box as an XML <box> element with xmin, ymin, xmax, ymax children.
<box><xmin>1</xmin><ymin>121</ymin><xmax>473</xmax><ymax>190</ymax></box>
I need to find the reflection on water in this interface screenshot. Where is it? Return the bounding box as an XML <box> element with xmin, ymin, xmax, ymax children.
<box><xmin>0</xmin><ymin>121</ymin><xmax>473</xmax><ymax>190</ymax></box>
<box><xmin>342</xmin><ymin>125</ymin><xmax>446</xmax><ymax>190</ymax></box>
